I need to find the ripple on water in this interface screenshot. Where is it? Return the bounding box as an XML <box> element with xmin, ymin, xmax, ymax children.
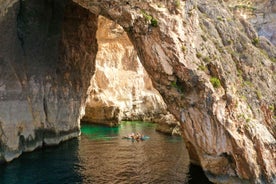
<box><xmin>0</xmin><ymin>121</ymin><xmax>211</xmax><ymax>184</ymax></box>
<box><xmin>78</xmin><ymin>121</ymin><xmax>190</xmax><ymax>184</ymax></box>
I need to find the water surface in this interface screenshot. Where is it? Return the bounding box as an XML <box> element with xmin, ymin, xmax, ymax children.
<box><xmin>0</xmin><ymin>121</ymin><xmax>211</xmax><ymax>184</ymax></box>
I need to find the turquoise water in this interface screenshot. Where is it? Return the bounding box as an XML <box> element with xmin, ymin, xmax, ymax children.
<box><xmin>0</xmin><ymin>121</ymin><xmax>212</xmax><ymax>184</ymax></box>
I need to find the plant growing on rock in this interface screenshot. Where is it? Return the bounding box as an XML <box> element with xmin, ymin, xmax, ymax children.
<box><xmin>175</xmin><ymin>0</ymin><xmax>181</xmax><ymax>9</ymax></box>
<box><xmin>232</xmin><ymin>4</ymin><xmax>256</xmax><ymax>11</ymax></box>
<box><xmin>252</xmin><ymin>37</ymin><xmax>259</xmax><ymax>46</ymax></box>
<box><xmin>210</xmin><ymin>77</ymin><xmax>221</xmax><ymax>88</ymax></box>
<box><xmin>196</xmin><ymin>52</ymin><xmax>202</xmax><ymax>58</ymax></box>
<box><xmin>198</xmin><ymin>64</ymin><xmax>207</xmax><ymax>71</ymax></box>
<box><xmin>201</xmin><ymin>35</ymin><xmax>207</xmax><ymax>42</ymax></box>
<box><xmin>181</xmin><ymin>45</ymin><xmax>186</xmax><ymax>53</ymax></box>
<box><xmin>217</xmin><ymin>16</ymin><xmax>224</xmax><ymax>21</ymax></box>
<box><xmin>260</xmin><ymin>49</ymin><xmax>276</xmax><ymax>63</ymax></box>
<box><xmin>141</xmin><ymin>10</ymin><xmax>158</xmax><ymax>27</ymax></box>
<box><xmin>150</xmin><ymin>18</ymin><xmax>158</xmax><ymax>27</ymax></box>
<box><xmin>203</xmin><ymin>56</ymin><xmax>211</xmax><ymax>63</ymax></box>
<box><xmin>255</xmin><ymin>90</ymin><xmax>262</xmax><ymax>100</ymax></box>
<box><xmin>269</xmin><ymin>105</ymin><xmax>275</xmax><ymax>112</ymax></box>
<box><xmin>171</xmin><ymin>80</ymin><xmax>184</xmax><ymax>94</ymax></box>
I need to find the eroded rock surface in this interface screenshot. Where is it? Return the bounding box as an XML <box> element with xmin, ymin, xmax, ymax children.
<box><xmin>82</xmin><ymin>16</ymin><xmax>167</xmax><ymax>126</ymax></box>
<box><xmin>0</xmin><ymin>0</ymin><xmax>276</xmax><ymax>183</ymax></box>
<box><xmin>227</xmin><ymin>0</ymin><xmax>276</xmax><ymax>45</ymax></box>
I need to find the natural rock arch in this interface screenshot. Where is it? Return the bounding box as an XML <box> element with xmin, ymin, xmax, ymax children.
<box><xmin>75</xmin><ymin>1</ymin><xmax>276</xmax><ymax>183</ymax></box>
<box><xmin>0</xmin><ymin>0</ymin><xmax>275</xmax><ymax>183</ymax></box>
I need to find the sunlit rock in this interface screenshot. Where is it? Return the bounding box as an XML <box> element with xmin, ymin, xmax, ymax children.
<box><xmin>83</xmin><ymin>16</ymin><xmax>167</xmax><ymax>126</ymax></box>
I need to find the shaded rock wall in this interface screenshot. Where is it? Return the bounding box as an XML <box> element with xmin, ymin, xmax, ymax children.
<box><xmin>0</xmin><ymin>0</ymin><xmax>97</xmax><ymax>162</ymax></box>
<box><xmin>82</xmin><ymin>16</ymin><xmax>167</xmax><ymax>126</ymax></box>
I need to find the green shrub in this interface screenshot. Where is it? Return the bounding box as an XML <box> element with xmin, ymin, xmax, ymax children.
<box><xmin>175</xmin><ymin>0</ymin><xmax>180</xmax><ymax>9</ymax></box>
<box><xmin>233</xmin><ymin>5</ymin><xmax>256</xmax><ymax>11</ymax></box>
<box><xmin>201</xmin><ymin>35</ymin><xmax>207</xmax><ymax>42</ymax></box>
<box><xmin>203</xmin><ymin>56</ymin><xmax>211</xmax><ymax>63</ymax></box>
<box><xmin>198</xmin><ymin>64</ymin><xmax>207</xmax><ymax>71</ymax></box>
<box><xmin>171</xmin><ymin>81</ymin><xmax>177</xmax><ymax>88</ymax></box>
<box><xmin>141</xmin><ymin>10</ymin><xmax>152</xmax><ymax>21</ymax></box>
<box><xmin>237</xmin><ymin>69</ymin><xmax>243</xmax><ymax>77</ymax></box>
<box><xmin>151</xmin><ymin>18</ymin><xmax>158</xmax><ymax>27</ymax></box>
<box><xmin>241</xmin><ymin>95</ymin><xmax>247</xmax><ymax>101</ymax></box>
<box><xmin>210</xmin><ymin>77</ymin><xmax>221</xmax><ymax>88</ymax></box>
<box><xmin>252</xmin><ymin>37</ymin><xmax>259</xmax><ymax>46</ymax></box>
<box><xmin>171</xmin><ymin>80</ymin><xmax>184</xmax><ymax>93</ymax></box>
<box><xmin>270</xmin><ymin>57</ymin><xmax>276</xmax><ymax>63</ymax></box>
<box><xmin>255</xmin><ymin>90</ymin><xmax>262</xmax><ymax>100</ymax></box>
<box><xmin>181</xmin><ymin>45</ymin><xmax>186</xmax><ymax>53</ymax></box>
<box><xmin>196</xmin><ymin>52</ymin><xmax>202</xmax><ymax>58</ymax></box>
<box><xmin>243</xmin><ymin>80</ymin><xmax>253</xmax><ymax>87</ymax></box>
<box><xmin>217</xmin><ymin>16</ymin><xmax>223</xmax><ymax>21</ymax></box>
<box><xmin>141</xmin><ymin>10</ymin><xmax>158</xmax><ymax>27</ymax></box>
<box><xmin>269</xmin><ymin>105</ymin><xmax>275</xmax><ymax>111</ymax></box>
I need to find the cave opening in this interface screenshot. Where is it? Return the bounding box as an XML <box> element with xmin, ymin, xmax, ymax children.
<box><xmin>80</xmin><ymin>15</ymin><xmax>169</xmax><ymax>129</ymax></box>
<box><xmin>61</xmin><ymin>3</ymin><xmax>212</xmax><ymax>184</ymax></box>
<box><xmin>57</xmin><ymin>3</ymin><xmax>197</xmax><ymax>183</ymax></box>
<box><xmin>60</xmin><ymin>1</ymin><xmax>204</xmax><ymax>182</ymax></box>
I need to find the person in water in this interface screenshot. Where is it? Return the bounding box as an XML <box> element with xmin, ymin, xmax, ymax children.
<box><xmin>135</xmin><ymin>132</ymin><xmax>141</xmax><ymax>141</ymax></box>
<box><xmin>124</xmin><ymin>132</ymin><xmax>144</xmax><ymax>141</ymax></box>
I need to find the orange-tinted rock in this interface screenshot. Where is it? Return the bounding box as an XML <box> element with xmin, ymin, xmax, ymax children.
<box><xmin>83</xmin><ymin>16</ymin><xmax>167</xmax><ymax>126</ymax></box>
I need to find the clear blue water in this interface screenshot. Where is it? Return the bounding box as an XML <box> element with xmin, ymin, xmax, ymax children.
<box><xmin>0</xmin><ymin>121</ymin><xmax>212</xmax><ymax>184</ymax></box>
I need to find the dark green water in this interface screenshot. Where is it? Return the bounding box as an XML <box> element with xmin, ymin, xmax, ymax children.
<box><xmin>0</xmin><ymin>121</ymin><xmax>212</xmax><ymax>184</ymax></box>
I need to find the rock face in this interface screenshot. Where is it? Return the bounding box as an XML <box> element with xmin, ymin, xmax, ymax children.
<box><xmin>82</xmin><ymin>16</ymin><xmax>167</xmax><ymax>126</ymax></box>
<box><xmin>226</xmin><ymin>0</ymin><xmax>276</xmax><ymax>46</ymax></box>
<box><xmin>0</xmin><ymin>0</ymin><xmax>276</xmax><ymax>184</ymax></box>
<box><xmin>74</xmin><ymin>1</ymin><xmax>276</xmax><ymax>183</ymax></box>
<box><xmin>0</xmin><ymin>0</ymin><xmax>97</xmax><ymax>161</ymax></box>
<box><xmin>155</xmin><ymin>113</ymin><xmax>182</xmax><ymax>136</ymax></box>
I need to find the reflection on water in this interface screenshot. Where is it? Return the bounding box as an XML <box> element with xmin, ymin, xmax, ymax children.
<box><xmin>0</xmin><ymin>121</ymin><xmax>212</xmax><ymax>184</ymax></box>
<box><xmin>0</xmin><ymin>139</ymin><xmax>82</xmax><ymax>184</ymax></box>
<box><xmin>79</xmin><ymin>121</ymin><xmax>190</xmax><ymax>183</ymax></box>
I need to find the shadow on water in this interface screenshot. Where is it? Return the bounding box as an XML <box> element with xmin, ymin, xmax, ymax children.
<box><xmin>189</xmin><ymin>164</ymin><xmax>213</xmax><ymax>184</ymax></box>
<box><xmin>0</xmin><ymin>139</ymin><xmax>83</xmax><ymax>184</ymax></box>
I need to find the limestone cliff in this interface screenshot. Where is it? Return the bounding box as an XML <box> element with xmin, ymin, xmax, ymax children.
<box><xmin>227</xmin><ymin>0</ymin><xmax>276</xmax><ymax>45</ymax></box>
<box><xmin>75</xmin><ymin>0</ymin><xmax>276</xmax><ymax>183</ymax></box>
<box><xmin>0</xmin><ymin>0</ymin><xmax>276</xmax><ymax>184</ymax></box>
<box><xmin>0</xmin><ymin>0</ymin><xmax>97</xmax><ymax>161</ymax></box>
<box><xmin>82</xmin><ymin>16</ymin><xmax>167</xmax><ymax>126</ymax></box>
